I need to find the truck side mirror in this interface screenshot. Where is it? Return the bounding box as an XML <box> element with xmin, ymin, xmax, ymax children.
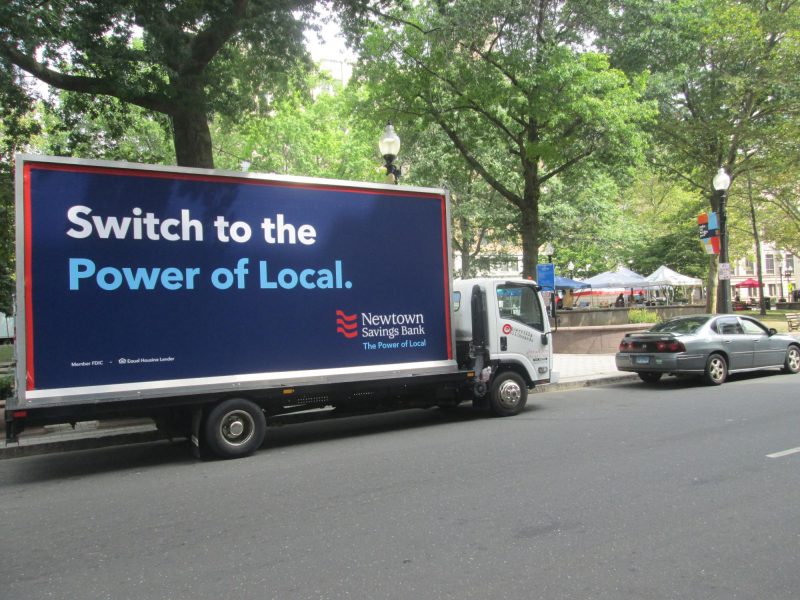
<box><xmin>541</xmin><ymin>333</ymin><xmax>549</xmax><ymax>346</ymax></box>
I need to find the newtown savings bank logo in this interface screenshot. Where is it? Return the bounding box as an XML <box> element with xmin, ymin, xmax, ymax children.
<box><xmin>336</xmin><ymin>309</ymin><xmax>427</xmax><ymax>340</ymax></box>
<box><xmin>336</xmin><ymin>310</ymin><xmax>358</xmax><ymax>339</ymax></box>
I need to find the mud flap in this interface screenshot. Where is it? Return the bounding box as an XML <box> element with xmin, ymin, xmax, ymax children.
<box><xmin>189</xmin><ymin>408</ymin><xmax>204</xmax><ymax>459</ymax></box>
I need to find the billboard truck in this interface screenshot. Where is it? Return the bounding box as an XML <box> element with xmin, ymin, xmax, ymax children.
<box><xmin>8</xmin><ymin>155</ymin><xmax>556</xmax><ymax>459</ymax></box>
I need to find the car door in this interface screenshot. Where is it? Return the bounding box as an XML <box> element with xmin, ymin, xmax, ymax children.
<box><xmin>740</xmin><ymin>317</ymin><xmax>784</xmax><ymax>367</ymax></box>
<box><xmin>714</xmin><ymin>316</ymin><xmax>753</xmax><ymax>370</ymax></box>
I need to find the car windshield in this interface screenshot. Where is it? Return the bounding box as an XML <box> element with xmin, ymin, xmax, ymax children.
<box><xmin>650</xmin><ymin>316</ymin><xmax>710</xmax><ymax>334</ymax></box>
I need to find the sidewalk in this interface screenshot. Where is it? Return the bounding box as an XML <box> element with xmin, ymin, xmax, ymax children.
<box><xmin>551</xmin><ymin>353</ymin><xmax>631</xmax><ymax>386</ymax></box>
<box><xmin>0</xmin><ymin>353</ymin><xmax>633</xmax><ymax>460</ymax></box>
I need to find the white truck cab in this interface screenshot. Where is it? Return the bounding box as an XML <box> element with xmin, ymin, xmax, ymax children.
<box><xmin>452</xmin><ymin>278</ymin><xmax>555</xmax><ymax>415</ymax></box>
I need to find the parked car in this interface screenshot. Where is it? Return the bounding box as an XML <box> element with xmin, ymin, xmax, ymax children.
<box><xmin>615</xmin><ymin>314</ymin><xmax>800</xmax><ymax>385</ymax></box>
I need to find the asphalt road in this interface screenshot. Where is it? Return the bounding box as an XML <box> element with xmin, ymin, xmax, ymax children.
<box><xmin>1</xmin><ymin>372</ymin><xmax>799</xmax><ymax>600</ymax></box>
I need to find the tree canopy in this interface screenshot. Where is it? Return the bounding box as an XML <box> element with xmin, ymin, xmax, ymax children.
<box><xmin>352</xmin><ymin>0</ymin><xmax>654</xmax><ymax>276</ymax></box>
<box><xmin>0</xmin><ymin>0</ymin><xmax>353</xmax><ymax>167</ymax></box>
<box><xmin>2</xmin><ymin>0</ymin><xmax>798</xmax><ymax>295</ymax></box>
<box><xmin>599</xmin><ymin>0</ymin><xmax>800</xmax><ymax>308</ymax></box>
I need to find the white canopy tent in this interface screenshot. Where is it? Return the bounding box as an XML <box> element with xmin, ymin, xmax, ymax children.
<box><xmin>572</xmin><ymin>265</ymin><xmax>704</xmax><ymax>307</ymax></box>
<box><xmin>644</xmin><ymin>265</ymin><xmax>704</xmax><ymax>305</ymax></box>
<box><xmin>583</xmin><ymin>265</ymin><xmax>647</xmax><ymax>288</ymax></box>
<box><xmin>573</xmin><ymin>266</ymin><xmax>647</xmax><ymax>308</ymax></box>
<box><xmin>644</xmin><ymin>265</ymin><xmax>702</xmax><ymax>287</ymax></box>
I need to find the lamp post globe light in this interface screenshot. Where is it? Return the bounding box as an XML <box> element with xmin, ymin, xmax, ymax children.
<box><xmin>713</xmin><ymin>167</ymin><xmax>732</xmax><ymax>313</ymax></box>
<box><xmin>378</xmin><ymin>122</ymin><xmax>401</xmax><ymax>184</ymax></box>
<box><xmin>540</xmin><ymin>242</ymin><xmax>554</xmax><ymax>263</ymax></box>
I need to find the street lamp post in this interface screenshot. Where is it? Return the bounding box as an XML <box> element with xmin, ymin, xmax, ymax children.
<box><xmin>713</xmin><ymin>168</ymin><xmax>732</xmax><ymax>313</ymax></box>
<box><xmin>378</xmin><ymin>122</ymin><xmax>401</xmax><ymax>184</ymax></box>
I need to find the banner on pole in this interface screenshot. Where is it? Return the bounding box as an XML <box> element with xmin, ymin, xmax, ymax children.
<box><xmin>698</xmin><ymin>212</ymin><xmax>720</xmax><ymax>254</ymax></box>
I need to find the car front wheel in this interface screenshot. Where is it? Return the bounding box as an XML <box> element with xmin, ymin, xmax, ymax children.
<box><xmin>703</xmin><ymin>353</ymin><xmax>728</xmax><ymax>385</ymax></box>
<box><xmin>783</xmin><ymin>345</ymin><xmax>800</xmax><ymax>374</ymax></box>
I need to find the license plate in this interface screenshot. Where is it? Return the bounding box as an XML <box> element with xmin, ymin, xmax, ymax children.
<box><xmin>635</xmin><ymin>355</ymin><xmax>651</xmax><ymax>365</ymax></box>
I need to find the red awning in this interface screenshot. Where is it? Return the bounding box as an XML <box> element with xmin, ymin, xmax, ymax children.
<box><xmin>733</xmin><ymin>278</ymin><xmax>761</xmax><ymax>288</ymax></box>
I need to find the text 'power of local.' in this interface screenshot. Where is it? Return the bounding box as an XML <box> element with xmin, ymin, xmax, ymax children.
<box><xmin>64</xmin><ymin>206</ymin><xmax>353</xmax><ymax>292</ymax></box>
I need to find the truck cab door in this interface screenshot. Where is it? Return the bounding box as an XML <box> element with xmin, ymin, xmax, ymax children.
<box><xmin>494</xmin><ymin>282</ymin><xmax>552</xmax><ymax>383</ymax></box>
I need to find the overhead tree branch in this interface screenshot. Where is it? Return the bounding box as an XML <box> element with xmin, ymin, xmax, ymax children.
<box><xmin>184</xmin><ymin>0</ymin><xmax>249</xmax><ymax>76</ymax></box>
<box><xmin>0</xmin><ymin>43</ymin><xmax>171</xmax><ymax>112</ymax></box>
<box><xmin>423</xmin><ymin>98</ymin><xmax>523</xmax><ymax>209</ymax></box>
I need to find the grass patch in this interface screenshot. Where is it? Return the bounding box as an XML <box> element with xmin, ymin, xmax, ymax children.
<box><xmin>628</xmin><ymin>308</ymin><xmax>659</xmax><ymax>324</ymax></box>
<box><xmin>0</xmin><ymin>344</ymin><xmax>13</xmax><ymax>362</ymax></box>
<box><xmin>739</xmin><ymin>310</ymin><xmax>795</xmax><ymax>333</ymax></box>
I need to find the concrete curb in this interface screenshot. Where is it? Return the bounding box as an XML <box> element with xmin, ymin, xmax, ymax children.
<box><xmin>0</xmin><ymin>374</ymin><xmax>639</xmax><ymax>460</ymax></box>
<box><xmin>536</xmin><ymin>373</ymin><xmax>639</xmax><ymax>393</ymax></box>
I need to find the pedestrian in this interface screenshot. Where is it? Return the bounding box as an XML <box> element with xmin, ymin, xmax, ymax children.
<box><xmin>615</xmin><ymin>293</ymin><xmax>625</xmax><ymax>307</ymax></box>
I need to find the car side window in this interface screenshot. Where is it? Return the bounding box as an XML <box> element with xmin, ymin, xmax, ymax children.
<box><xmin>716</xmin><ymin>317</ymin><xmax>743</xmax><ymax>335</ymax></box>
<box><xmin>740</xmin><ymin>318</ymin><xmax>767</xmax><ymax>335</ymax></box>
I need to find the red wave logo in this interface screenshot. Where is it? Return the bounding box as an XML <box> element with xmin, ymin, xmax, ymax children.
<box><xmin>336</xmin><ymin>310</ymin><xmax>358</xmax><ymax>339</ymax></box>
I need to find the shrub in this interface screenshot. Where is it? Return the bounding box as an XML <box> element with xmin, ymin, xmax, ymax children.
<box><xmin>0</xmin><ymin>375</ymin><xmax>14</xmax><ymax>400</ymax></box>
<box><xmin>628</xmin><ymin>308</ymin><xmax>658</xmax><ymax>324</ymax></box>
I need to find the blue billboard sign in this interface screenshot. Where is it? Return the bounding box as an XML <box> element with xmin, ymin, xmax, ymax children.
<box><xmin>21</xmin><ymin>160</ymin><xmax>452</xmax><ymax>393</ymax></box>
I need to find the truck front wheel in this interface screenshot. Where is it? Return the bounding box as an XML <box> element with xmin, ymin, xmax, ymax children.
<box><xmin>489</xmin><ymin>372</ymin><xmax>528</xmax><ymax>417</ymax></box>
<box><xmin>204</xmin><ymin>398</ymin><xmax>266</xmax><ymax>459</ymax></box>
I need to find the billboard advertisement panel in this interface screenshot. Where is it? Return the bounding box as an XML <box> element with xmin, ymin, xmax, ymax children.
<box><xmin>19</xmin><ymin>158</ymin><xmax>452</xmax><ymax>396</ymax></box>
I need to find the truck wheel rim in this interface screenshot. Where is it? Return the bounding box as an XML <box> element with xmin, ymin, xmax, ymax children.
<box><xmin>220</xmin><ymin>410</ymin><xmax>255</xmax><ymax>446</ymax></box>
<box><xmin>497</xmin><ymin>380</ymin><xmax>522</xmax><ymax>408</ymax></box>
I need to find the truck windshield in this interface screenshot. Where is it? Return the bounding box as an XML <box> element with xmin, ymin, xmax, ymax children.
<box><xmin>496</xmin><ymin>284</ymin><xmax>545</xmax><ymax>331</ymax></box>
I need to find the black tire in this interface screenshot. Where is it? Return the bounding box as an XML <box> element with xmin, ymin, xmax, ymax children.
<box><xmin>703</xmin><ymin>353</ymin><xmax>728</xmax><ymax>386</ymax></box>
<box><xmin>203</xmin><ymin>398</ymin><xmax>266</xmax><ymax>459</ymax></box>
<box><xmin>488</xmin><ymin>371</ymin><xmax>528</xmax><ymax>417</ymax></box>
<box><xmin>637</xmin><ymin>372</ymin><xmax>663</xmax><ymax>384</ymax></box>
<box><xmin>783</xmin><ymin>345</ymin><xmax>800</xmax><ymax>374</ymax></box>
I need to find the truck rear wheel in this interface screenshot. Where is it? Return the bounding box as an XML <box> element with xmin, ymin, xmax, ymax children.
<box><xmin>204</xmin><ymin>398</ymin><xmax>266</xmax><ymax>459</ymax></box>
<box><xmin>489</xmin><ymin>371</ymin><xmax>527</xmax><ymax>417</ymax></box>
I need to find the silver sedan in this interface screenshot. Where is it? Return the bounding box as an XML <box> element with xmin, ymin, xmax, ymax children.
<box><xmin>615</xmin><ymin>314</ymin><xmax>800</xmax><ymax>385</ymax></box>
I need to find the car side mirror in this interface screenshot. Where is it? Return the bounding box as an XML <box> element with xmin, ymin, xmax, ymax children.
<box><xmin>768</xmin><ymin>327</ymin><xmax>778</xmax><ymax>336</ymax></box>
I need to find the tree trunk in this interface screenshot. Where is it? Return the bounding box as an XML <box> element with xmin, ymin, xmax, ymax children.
<box><xmin>172</xmin><ymin>110</ymin><xmax>214</xmax><ymax>168</ymax></box>
<box><xmin>519</xmin><ymin>214</ymin><xmax>536</xmax><ymax>278</ymax></box>
<box><xmin>519</xmin><ymin>192</ymin><xmax>540</xmax><ymax>279</ymax></box>
<box><xmin>460</xmin><ymin>252</ymin><xmax>471</xmax><ymax>279</ymax></box>
<box><xmin>746</xmin><ymin>170</ymin><xmax>767</xmax><ymax>315</ymax></box>
<box><xmin>456</xmin><ymin>215</ymin><xmax>471</xmax><ymax>278</ymax></box>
